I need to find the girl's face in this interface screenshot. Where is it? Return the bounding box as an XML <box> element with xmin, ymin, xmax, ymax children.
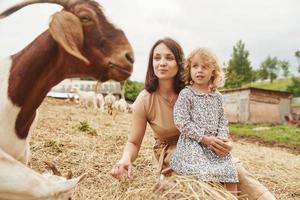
<box><xmin>190</xmin><ymin>54</ymin><xmax>215</xmax><ymax>88</ymax></box>
<box><xmin>152</xmin><ymin>43</ymin><xmax>178</xmax><ymax>81</ymax></box>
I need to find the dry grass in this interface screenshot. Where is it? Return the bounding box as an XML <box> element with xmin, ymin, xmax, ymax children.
<box><xmin>30</xmin><ymin>98</ymin><xmax>300</xmax><ymax>200</ymax></box>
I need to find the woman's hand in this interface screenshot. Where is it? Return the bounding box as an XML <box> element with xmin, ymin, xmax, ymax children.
<box><xmin>210</xmin><ymin>137</ymin><xmax>232</xmax><ymax>157</ymax></box>
<box><xmin>110</xmin><ymin>161</ymin><xmax>133</xmax><ymax>181</ymax></box>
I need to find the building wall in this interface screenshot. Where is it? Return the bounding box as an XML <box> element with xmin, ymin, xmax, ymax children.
<box><xmin>223</xmin><ymin>90</ymin><xmax>249</xmax><ymax>123</ymax></box>
<box><xmin>249</xmin><ymin>101</ymin><xmax>280</xmax><ymax>124</ymax></box>
<box><xmin>48</xmin><ymin>79</ymin><xmax>122</xmax><ymax>99</ymax></box>
<box><xmin>291</xmin><ymin>98</ymin><xmax>300</xmax><ymax>119</ymax></box>
<box><xmin>279</xmin><ymin>99</ymin><xmax>291</xmax><ymax>122</ymax></box>
<box><xmin>222</xmin><ymin>88</ymin><xmax>291</xmax><ymax>124</ymax></box>
<box><xmin>291</xmin><ymin>107</ymin><xmax>300</xmax><ymax>120</ymax></box>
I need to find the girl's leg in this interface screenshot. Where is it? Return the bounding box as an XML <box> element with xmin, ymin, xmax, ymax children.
<box><xmin>224</xmin><ymin>182</ymin><xmax>238</xmax><ymax>197</ymax></box>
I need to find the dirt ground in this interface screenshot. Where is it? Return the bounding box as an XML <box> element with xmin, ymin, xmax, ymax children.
<box><xmin>30</xmin><ymin>98</ymin><xmax>300</xmax><ymax>200</ymax></box>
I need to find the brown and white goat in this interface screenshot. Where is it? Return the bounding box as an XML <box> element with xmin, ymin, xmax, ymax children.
<box><xmin>0</xmin><ymin>148</ymin><xmax>86</xmax><ymax>200</ymax></box>
<box><xmin>0</xmin><ymin>0</ymin><xmax>133</xmax><ymax>198</ymax></box>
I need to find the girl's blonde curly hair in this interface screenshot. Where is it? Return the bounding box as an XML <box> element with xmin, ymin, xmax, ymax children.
<box><xmin>183</xmin><ymin>47</ymin><xmax>225</xmax><ymax>90</ymax></box>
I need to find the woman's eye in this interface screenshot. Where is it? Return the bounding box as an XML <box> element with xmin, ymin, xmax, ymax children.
<box><xmin>166</xmin><ymin>57</ymin><xmax>174</xmax><ymax>61</ymax></box>
<box><xmin>80</xmin><ymin>15</ymin><xmax>91</xmax><ymax>22</ymax></box>
<box><xmin>153</xmin><ymin>57</ymin><xmax>160</xmax><ymax>61</ymax></box>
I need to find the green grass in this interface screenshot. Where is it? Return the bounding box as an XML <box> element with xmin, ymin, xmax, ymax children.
<box><xmin>77</xmin><ymin>120</ymin><xmax>98</xmax><ymax>136</ymax></box>
<box><xmin>291</xmin><ymin>102</ymin><xmax>300</xmax><ymax>107</ymax></box>
<box><xmin>243</xmin><ymin>78</ymin><xmax>292</xmax><ymax>92</ymax></box>
<box><xmin>229</xmin><ymin>123</ymin><xmax>300</xmax><ymax>147</ymax></box>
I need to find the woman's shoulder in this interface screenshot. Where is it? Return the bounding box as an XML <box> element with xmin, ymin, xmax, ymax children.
<box><xmin>133</xmin><ymin>89</ymin><xmax>155</xmax><ymax>108</ymax></box>
<box><xmin>135</xmin><ymin>89</ymin><xmax>152</xmax><ymax>101</ymax></box>
<box><xmin>132</xmin><ymin>89</ymin><xmax>150</xmax><ymax>115</ymax></box>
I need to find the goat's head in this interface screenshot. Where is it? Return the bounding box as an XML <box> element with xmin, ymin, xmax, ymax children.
<box><xmin>43</xmin><ymin>161</ymin><xmax>86</xmax><ymax>200</ymax></box>
<box><xmin>0</xmin><ymin>0</ymin><xmax>134</xmax><ymax>82</ymax></box>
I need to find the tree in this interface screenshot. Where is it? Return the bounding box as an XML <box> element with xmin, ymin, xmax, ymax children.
<box><xmin>251</xmin><ymin>69</ymin><xmax>260</xmax><ymax>82</ymax></box>
<box><xmin>225</xmin><ymin>40</ymin><xmax>253</xmax><ymax>88</ymax></box>
<box><xmin>278</xmin><ymin>60</ymin><xmax>290</xmax><ymax>78</ymax></box>
<box><xmin>258</xmin><ymin>56</ymin><xmax>279</xmax><ymax>83</ymax></box>
<box><xmin>295</xmin><ymin>51</ymin><xmax>300</xmax><ymax>73</ymax></box>
<box><xmin>124</xmin><ymin>80</ymin><xmax>144</xmax><ymax>101</ymax></box>
<box><xmin>287</xmin><ymin>76</ymin><xmax>300</xmax><ymax>97</ymax></box>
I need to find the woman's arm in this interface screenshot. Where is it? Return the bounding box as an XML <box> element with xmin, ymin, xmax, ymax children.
<box><xmin>111</xmin><ymin>93</ymin><xmax>147</xmax><ymax>181</ymax></box>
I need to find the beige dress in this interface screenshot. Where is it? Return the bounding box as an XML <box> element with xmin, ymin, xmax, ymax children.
<box><xmin>132</xmin><ymin>89</ymin><xmax>270</xmax><ymax>200</ymax></box>
<box><xmin>133</xmin><ymin>90</ymin><xmax>180</xmax><ymax>177</ymax></box>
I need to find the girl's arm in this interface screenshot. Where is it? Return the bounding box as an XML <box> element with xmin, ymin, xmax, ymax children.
<box><xmin>174</xmin><ymin>89</ymin><xmax>206</xmax><ymax>142</ymax></box>
<box><xmin>217</xmin><ymin>94</ymin><xmax>229</xmax><ymax>139</ymax></box>
<box><xmin>208</xmin><ymin>94</ymin><xmax>232</xmax><ymax>156</ymax></box>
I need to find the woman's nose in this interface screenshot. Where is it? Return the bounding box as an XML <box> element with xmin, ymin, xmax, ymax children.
<box><xmin>159</xmin><ymin>57</ymin><xmax>167</xmax><ymax>65</ymax></box>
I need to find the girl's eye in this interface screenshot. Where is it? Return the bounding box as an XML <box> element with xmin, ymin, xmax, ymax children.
<box><xmin>80</xmin><ymin>15</ymin><xmax>91</xmax><ymax>22</ymax></box>
<box><xmin>192</xmin><ymin>64</ymin><xmax>198</xmax><ymax>68</ymax></box>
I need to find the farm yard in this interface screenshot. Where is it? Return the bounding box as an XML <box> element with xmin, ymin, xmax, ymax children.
<box><xmin>30</xmin><ymin>98</ymin><xmax>300</xmax><ymax>200</ymax></box>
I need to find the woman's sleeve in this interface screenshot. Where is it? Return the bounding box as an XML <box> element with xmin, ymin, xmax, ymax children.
<box><xmin>217</xmin><ymin>94</ymin><xmax>229</xmax><ymax>138</ymax></box>
<box><xmin>173</xmin><ymin>89</ymin><xmax>206</xmax><ymax>142</ymax></box>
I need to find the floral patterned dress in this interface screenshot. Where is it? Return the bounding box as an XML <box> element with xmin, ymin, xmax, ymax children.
<box><xmin>170</xmin><ymin>86</ymin><xmax>238</xmax><ymax>182</ymax></box>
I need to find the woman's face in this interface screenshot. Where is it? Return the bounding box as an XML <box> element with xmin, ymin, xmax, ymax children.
<box><xmin>152</xmin><ymin>43</ymin><xmax>178</xmax><ymax>81</ymax></box>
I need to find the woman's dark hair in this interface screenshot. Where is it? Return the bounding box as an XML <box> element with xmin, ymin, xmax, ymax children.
<box><xmin>144</xmin><ymin>37</ymin><xmax>185</xmax><ymax>94</ymax></box>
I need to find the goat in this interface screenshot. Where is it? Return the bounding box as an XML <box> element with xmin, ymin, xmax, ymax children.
<box><xmin>96</xmin><ymin>93</ymin><xmax>105</xmax><ymax>113</ymax></box>
<box><xmin>104</xmin><ymin>92</ymin><xmax>116</xmax><ymax>115</ymax></box>
<box><xmin>0</xmin><ymin>0</ymin><xmax>133</xmax><ymax>198</ymax></box>
<box><xmin>0</xmin><ymin>148</ymin><xmax>85</xmax><ymax>200</ymax></box>
<box><xmin>113</xmin><ymin>98</ymin><xmax>128</xmax><ymax>113</ymax></box>
<box><xmin>71</xmin><ymin>87</ymin><xmax>98</xmax><ymax>109</ymax></box>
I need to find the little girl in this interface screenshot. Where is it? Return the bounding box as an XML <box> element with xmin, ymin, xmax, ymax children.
<box><xmin>170</xmin><ymin>48</ymin><xmax>238</xmax><ymax>195</ymax></box>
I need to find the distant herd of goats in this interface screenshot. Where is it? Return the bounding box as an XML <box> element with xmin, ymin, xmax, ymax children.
<box><xmin>68</xmin><ymin>86</ymin><xmax>132</xmax><ymax>115</ymax></box>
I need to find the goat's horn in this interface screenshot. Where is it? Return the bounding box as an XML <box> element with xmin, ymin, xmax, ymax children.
<box><xmin>66</xmin><ymin>170</ymin><xmax>73</xmax><ymax>179</ymax></box>
<box><xmin>44</xmin><ymin>161</ymin><xmax>62</xmax><ymax>176</ymax></box>
<box><xmin>0</xmin><ymin>0</ymin><xmax>78</xmax><ymax>19</ymax></box>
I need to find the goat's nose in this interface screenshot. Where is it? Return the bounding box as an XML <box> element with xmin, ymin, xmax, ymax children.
<box><xmin>125</xmin><ymin>52</ymin><xmax>134</xmax><ymax>64</ymax></box>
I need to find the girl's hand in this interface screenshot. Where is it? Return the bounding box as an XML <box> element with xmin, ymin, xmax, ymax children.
<box><xmin>210</xmin><ymin>137</ymin><xmax>232</xmax><ymax>157</ymax></box>
<box><xmin>110</xmin><ymin>161</ymin><xmax>133</xmax><ymax>181</ymax></box>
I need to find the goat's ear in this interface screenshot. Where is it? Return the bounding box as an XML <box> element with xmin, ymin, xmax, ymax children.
<box><xmin>52</xmin><ymin>173</ymin><xmax>87</xmax><ymax>196</ymax></box>
<box><xmin>49</xmin><ymin>11</ymin><xmax>90</xmax><ymax>65</ymax></box>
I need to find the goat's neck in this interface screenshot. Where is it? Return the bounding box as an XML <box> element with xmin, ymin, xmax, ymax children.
<box><xmin>8</xmin><ymin>31</ymin><xmax>82</xmax><ymax>139</ymax></box>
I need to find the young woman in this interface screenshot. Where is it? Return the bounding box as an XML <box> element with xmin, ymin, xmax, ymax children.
<box><xmin>170</xmin><ymin>48</ymin><xmax>238</xmax><ymax>195</ymax></box>
<box><xmin>110</xmin><ymin>37</ymin><xmax>275</xmax><ymax>200</ymax></box>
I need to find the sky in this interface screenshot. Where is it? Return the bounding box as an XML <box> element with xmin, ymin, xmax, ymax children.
<box><xmin>0</xmin><ymin>0</ymin><xmax>299</xmax><ymax>82</ymax></box>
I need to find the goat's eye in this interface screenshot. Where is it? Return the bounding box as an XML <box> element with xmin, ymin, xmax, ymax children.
<box><xmin>79</xmin><ymin>15</ymin><xmax>91</xmax><ymax>22</ymax></box>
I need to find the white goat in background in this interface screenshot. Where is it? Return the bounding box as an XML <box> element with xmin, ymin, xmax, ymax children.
<box><xmin>104</xmin><ymin>92</ymin><xmax>116</xmax><ymax>115</ymax></box>
<box><xmin>71</xmin><ymin>87</ymin><xmax>98</xmax><ymax>109</ymax></box>
<box><xmin>96</xmin><ymin>93</ymin><xmax>105</xmax><ymax>113</ymax></box>
<box><xmin>113</xmin><ymin>98</ymin><xmax>128</xmax><ymax>113</ymax></box>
